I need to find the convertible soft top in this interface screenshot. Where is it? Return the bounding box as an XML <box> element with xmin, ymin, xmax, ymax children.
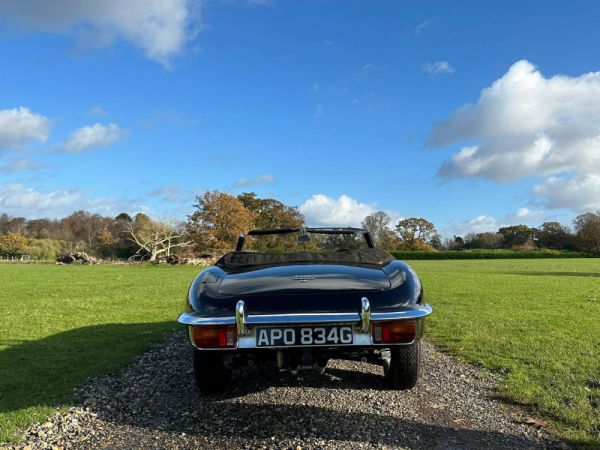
<box><xmin>215</xmin><ymin>248</ymin><xmax>395</xmax><ymax>272</ymax></box>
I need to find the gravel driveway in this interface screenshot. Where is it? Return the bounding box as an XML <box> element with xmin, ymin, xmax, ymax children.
<box><xmin>14</xmin><ymin>331</ymin><xmax>558</xmax><ymax>449</ymax></box>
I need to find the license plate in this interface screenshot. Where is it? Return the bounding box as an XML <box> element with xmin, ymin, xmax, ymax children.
<box><xmin>256</xmin><ymin>325</ymin><xmax>353</xmax><ymax>347</ymax></box>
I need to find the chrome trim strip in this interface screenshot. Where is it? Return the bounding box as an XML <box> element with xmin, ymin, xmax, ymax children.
<box><xmin>360</xmin><ymin>297</ymin><xmax>370</xmax><ymax>333</ymax></box>
<box><xmin>178</xmin><ymin>313</ymin><xmax>236</xmax><ymax>326</ymax></box>
<box><xmin>370</xmin><ymin>304</ymin><xmax>432</xmax><ymax>321</ymax></box>
<box><xmin>178</xmin><ymin>304</ymin><xmax>432</xmax><ymax>327</ymax></box>
<box><xmin>235</xmin><ymin>300</ymin><xmax>247</xmax><ymax>336</ymax></box>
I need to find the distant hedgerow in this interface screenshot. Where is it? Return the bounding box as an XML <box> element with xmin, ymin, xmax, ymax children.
<box><xmin>391</xmin><ymin>249</ymin><xmax>595</xmax><ymax>260</ymax></box>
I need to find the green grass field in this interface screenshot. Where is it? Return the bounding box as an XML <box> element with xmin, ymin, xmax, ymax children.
<box><xmin>0</xmin><ymin>263</ymin><xmax>199</xmax><ymax>443</ymax></box>
<box><xmin>411</xmin><ymin>259</ymin><xmax>600</xmax><ymax>446</ymax></box>
<box><xmin>0</xmin><ymin>260</ymin><xmax>599</xmax><ymax>445</ymax></box>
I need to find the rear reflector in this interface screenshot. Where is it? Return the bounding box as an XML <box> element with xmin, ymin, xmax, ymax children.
<box><xmin>372</xmin><ymin>319</ymin><xmax>417</xmax><ymax>344</ymax></box>
<box><xmin>191</xmin><ymin>325</ymin><xmax>237</xmax><ymax>348</ymax></box>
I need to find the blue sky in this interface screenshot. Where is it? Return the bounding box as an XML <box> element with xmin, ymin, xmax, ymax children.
<box><xmin>1</xmin><ymin>0</ymin><xmax>600</xmax><ymax>236</ymax></box>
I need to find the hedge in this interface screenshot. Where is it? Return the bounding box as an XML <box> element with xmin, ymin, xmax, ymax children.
<box><xmin>390</xmin><ymin>249</ymin><xmax>595</xmax><ymax>260</ymax></box>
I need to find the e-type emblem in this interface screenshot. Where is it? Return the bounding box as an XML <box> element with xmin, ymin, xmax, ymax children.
<box><xmin>292</xmin><ymin>275</ymin><xmax>316</xmax><ymax>282</ymax></box>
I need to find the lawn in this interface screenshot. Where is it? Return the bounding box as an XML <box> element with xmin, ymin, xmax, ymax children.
<box><xmin>0</xmin><ymin>263</ymin><xmax>199</xmax><ymax>443</ymax></box>
<box><xmin>0</xmin><ymin>260</ymin><xmax>598</xmax><ymax>446</ymax></box>
<box><xmin>411</xmin><ymin>259</ymin><xmax>600</xmax><ymax>446</ymax></box>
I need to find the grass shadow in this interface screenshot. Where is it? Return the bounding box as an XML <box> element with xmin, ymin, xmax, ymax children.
<box><xmin>496</xmin><ymin>271</ymin><xmax>600</xmax><ymax>278</ymax></box>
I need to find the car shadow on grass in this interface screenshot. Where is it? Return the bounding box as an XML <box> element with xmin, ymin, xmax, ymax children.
<box><xmin>0</xmin><ymin>321</ymin><xmax>177</xmax><ymax>416</ymax></box>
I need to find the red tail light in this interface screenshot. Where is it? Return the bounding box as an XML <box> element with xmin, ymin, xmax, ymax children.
<box><xmin>191</xmin><ymin>325</ymin><xmax>237</xmax><ymax>348</ymax></box>
<box><xmin>372</xmin><ymin>319</ymin><xmax>417</xmax><ymax>344</ymax></box>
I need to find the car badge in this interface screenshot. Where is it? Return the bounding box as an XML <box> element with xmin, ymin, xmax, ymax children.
<box><xmin>292</xmin><ymin>275</ymin><xmax>315</xmax><ymax>282</ymax></box>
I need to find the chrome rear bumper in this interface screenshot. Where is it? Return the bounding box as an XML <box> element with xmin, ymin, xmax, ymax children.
<box><xmin>178</xmin><ymin>300</ymin><xmax>432</xmax><ymax>349</ymax></box>
<box><xmin>177</xmin><ymin>304</ymin><xmax>432</xmax><ymax>327</ymax></box>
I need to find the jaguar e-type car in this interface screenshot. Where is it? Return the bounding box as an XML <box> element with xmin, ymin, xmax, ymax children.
<box><xmin>178</xmin><ymin>227</ymin><xmax>432</xmax><ymax>393</ymax></box>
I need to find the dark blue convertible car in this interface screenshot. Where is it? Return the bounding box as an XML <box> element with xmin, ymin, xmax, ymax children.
<box><xmin>178</xmin><ymin>227</ymin><xmax>432</xmax><ymax>393</ymax></box>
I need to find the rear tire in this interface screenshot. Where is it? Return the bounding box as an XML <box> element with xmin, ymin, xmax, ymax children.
<box><xmin>383</xmin><ymin>343</ymin><xmax>420</xmax><ymax>390</ymax></box>
<box><xmin>193</xmin><ymin>349</ymin><xmax>231</xmax><ymax>394</ymax></box>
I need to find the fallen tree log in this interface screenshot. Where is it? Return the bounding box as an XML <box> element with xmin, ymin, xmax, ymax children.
<box><xmin>56</xmin><ymin>252</ymin><xmax>97</xmax><ymax>265</ymax></box>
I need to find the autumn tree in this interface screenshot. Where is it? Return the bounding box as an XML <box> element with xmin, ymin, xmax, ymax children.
<box><xmin>94</xmin><ymin>229</ymin><xmax>118</xmax><ymax>258</ymax></box>
<box><xmin>573</xmin><ymin>212</ymin><xmax>600</xmax><ymax>253</ymax></box>
<box><xmin>236</xmin><ymin>192</ymin><xmax>305</xmax><ymax>251</ymax></box>
<box><xmin>126</xmin><ymin>213</ymin><xmax>192</xmax><ymax>261</ymax></box>
<box><xmin>237</xmin><ymin>193</ymin><xmax>304</xmax><ymax>229</ymax></box>
<box><xmin>395</xmin><ymin>218</ymin><xmax>440</xmax><ymax>250</ymax></box>
<box><xmin>0</xmin><ymin>232</ymin><xmax>28</xmax><ymax>256</ymax></box>
<box><xmin>362</xmin><ymin>211</ymin><xmax>398</xmax><ymax>250</ymax></box>
<box><xmin>0</xmin><ymin>215</ymin><xmax>27</xmax><ymax>235</ymax></box>
<box><xmin>187</xmin><ymin>191</ymin><xmax>254</xmax><ymax>253</ymax></box>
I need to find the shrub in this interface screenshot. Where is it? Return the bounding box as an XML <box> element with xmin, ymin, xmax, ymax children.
<box><xmin>24</xmin><ymin>239</ymin><xmax>71</xmax><ymax>260</ymax></box>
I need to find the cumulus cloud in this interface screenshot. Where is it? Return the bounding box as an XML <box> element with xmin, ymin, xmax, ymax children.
<box><xmin>0</xmin><ymin>0</ymin><xmax>201</xmax><ymax>66</ymax></box>
<box><xmin>533</xmin><ymin>174</ymin><xmax>600</xmax><ymax>211</ymax></box>
<box><xmin>62</xmin><ymin>123</ymin><xmax>123</xmax><ymax>152</ymax></box>
<box><xmin>233</xmin><ymin>174</ymin><xmax>276</xmax><ymax>188</ymax></box>
<box><xmin>446</xmin><ymin>214</ymin><xmax>500</xmax><ymax>235</ymax></box>
<box><xmin>432</xmin><ymin>60</ymin><xmax>600</xmax><ymax>182</ymax></box>
<box><xmin>0</xmin><ymin>107</ymin><xmax>51</xmax><ymax>151</ymax></box>
<box><xmin>299</xmin><ymin>194</ymin><xmax>376</xmax><ymax>227</ymax></box>
<box><xmin>423</xmin><ymin>61</ymin><xmax>454</xmax><ymax>75</ymax></box>
<box><xmin>0</xmin><ymin>183</ymin><xmax>156</xmax><ymax>218</ymax></box>
<box><xmin>443</xmin><ymin>207</ymin><xmax>546</xmax><ymax>237</ymax></box>
<box><xmin>0</xmin><ymin>183</ymin><xmax>82</xmax><ymax>214</ymax></box>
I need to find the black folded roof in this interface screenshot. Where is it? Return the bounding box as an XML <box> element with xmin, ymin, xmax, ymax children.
<box><xmin>215</xmin><ymin>248</ymin><xmax>394</xmax><ymax>273</ymax></box>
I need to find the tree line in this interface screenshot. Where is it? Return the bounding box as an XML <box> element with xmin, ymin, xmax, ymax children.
<box><xmin>1</xmin><ymin>190</ymin><xmax>600</xmax><ymax>260</ymax></box>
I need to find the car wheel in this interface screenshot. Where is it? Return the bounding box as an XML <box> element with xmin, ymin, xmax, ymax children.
<box><xmin>382</xmin><ymin>343</ymin><xmax>420</xmax><ymax>390</ymax></box>
<box><xmin>193</xmin><ymin>349</ymin><xmax>231</xmax><ymax>394</ymax></box>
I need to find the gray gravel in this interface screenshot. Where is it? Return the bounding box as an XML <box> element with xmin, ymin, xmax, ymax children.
<box><xmin>8</xmin><ymin>331</ymin><xmax>561</xmax><ymax>450</ymax></box>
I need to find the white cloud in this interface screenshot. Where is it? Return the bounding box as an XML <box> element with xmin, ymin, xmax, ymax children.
<box><xmin>443</xmin><ymin>207</ymin><xmax>546</xmax><ymax>237</ymax></box>
<box><xmin>0</xmin><ymin>183</ymin><xmax>156</xmax><ymax>218</ymax></box>
<box><xmin>424</xmin><ymin>61</ymin><xmax>454</xmax><ymax>75</ymax></box>
<box><xmin>300</xmin><ymin>194</ymin><xmax>376</xmax><ymax>227</ymax></box>
<box><xmin>0</xmin><ymin>183</ymin><xmax>82</xmax><ymax>214</ymax></box>
<box><xmin>361</xmin><ymin>63</ymin><xmax>378</xmax><ymax>73</ymax></box>
<box><xmin>414</xmin><ymin>19</ymin><xmax>433</xmax><ymax>35</ymax></box>
<box><xmin>0</xmin><ymin>158</ymin><xmax>46</xmax><ymax>173</ymax></box>
<box><xmin>62</xmin><ymin>123</ymin><xmax>123</xmax><ymax>152</ymax></box>
<box><xmin>0</xmin><ymin>0</ymin><xmax>201</xmax><ymax>66</ymax></box>
<box><xmin>432</xmin><ymin>60</ymin><xmax>600</xmax><ymax>182</ymax></box>
<box><xmin>233</xmin><ymin>174</ymin><xmax>276</xmax><ymax>188</ymax></box>
<box><xmin>148</xmin><ymin>184</ymin><xmax>194</xmax><ymax>203</ymax></box>
<box><xmin>446</xmin><ymin>214</ymin><xmax>500</xmax><ymax>236</ymax></box>
<box><xmin>0</xmin><ymin>107</ymin><xmax>51</xmax><ymax>151</ymax></box>
<box><xmin>533</xmin><ymin>174</ymin><xmax>600</xmax><ymax>211</ymax></box>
